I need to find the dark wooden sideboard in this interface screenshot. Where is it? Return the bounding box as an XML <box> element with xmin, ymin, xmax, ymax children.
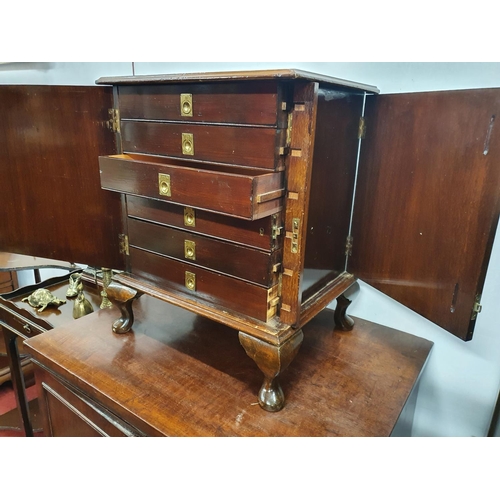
<box><xmin>0</xmin><ymin>253</ymin><xmax>105</xmax><ymax>435</ymax></box>
<box><xmin>24</xmin><ymin>294</ymin><xmax>433</xmax><ymax>437</ymax></box>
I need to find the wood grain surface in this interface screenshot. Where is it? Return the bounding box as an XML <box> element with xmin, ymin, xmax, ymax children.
<box><xmin>25</xmin><ymin>294</ymin><xmax>432</xmax><ymax>437</ymax></box>
<box><xmin>351</xmin><ymin>89</ymin><xmax>500</xmax><ymax>340</ymax></box>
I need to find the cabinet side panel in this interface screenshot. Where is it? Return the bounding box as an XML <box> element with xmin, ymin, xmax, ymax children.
<box><xmin>0</xmin><ymin>86</ymin><xmax>124</xmax><ymax>269</ymax></box>
<box><xmin>351</xmin><ymin>90</ymin><xmax>500</xmax><ymax>340</ymax></box>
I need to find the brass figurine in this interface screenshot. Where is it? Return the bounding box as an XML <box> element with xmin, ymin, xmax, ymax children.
<box><xmin>73</xmin><ymin>281</ymin><xmax>94</xmax><ymax>319</ymax></box>
<box><xmin>100</xmin><ymin>268</ymin><xmax>113</xmax><ymax>309</ymax></box>
<box><xmin>22</xmin><ymin>289</ymin><xmax>66</xmax><ymax>312</ymax></box>
<box><xmin>66</xmin><ymin>272</ymin><xmax>83</xmax><ymax>298</ymax></box>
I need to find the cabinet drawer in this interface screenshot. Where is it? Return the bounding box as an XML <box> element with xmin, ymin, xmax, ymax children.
<box><xmin>128</xmin><ymin>218</ymin><xmax>281</xmax><ymax>287</ymax></box>
<box><xmin>118</xmin><ymin>81</ymin><xmax>285</xmax><ymax>126</ymax></box>
<box><xmin>127</xmin><ymin>196</ymin><xmax>282</xmax><ymax>252</ymax></box>
<box><xmin>100</xmin><ymin>154</ymin><xmax>284</xmax><ymax>220</ymax></box>
<box><xmin>130</xmin><ymin>247</ymin><xmax>279</xmax><ymax>322</ymax></box>
<box><xmin>121</xmin><ymin>121</ymin><xmax>285</xmax><ymax>170</ymax></box>
<box><xmin>0</xmin><ymin>308</ymin><xmax>44</xmax><ymax>338</ymax></box>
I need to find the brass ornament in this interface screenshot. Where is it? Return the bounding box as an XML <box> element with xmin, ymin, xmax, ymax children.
<box><xmin>22</xmin><ymin>289</ymin><xmax>66</xmax><ymax>312</ymax></box>
<box><xmin>100</xmin><ymin>268</ymin><xmax>113</xmax><ymax>309</ymax></box>
<box><xmin>73</xmin><ymin>281</ymin><xmax>94</xmax><ymax>319</ymax></box>
<box><xmin>66</xmin><ymin>272</ymin><xmax>83</xmax><ymax>298</ymax></box>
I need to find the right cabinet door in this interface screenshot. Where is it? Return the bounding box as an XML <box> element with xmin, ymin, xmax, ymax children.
<box><xmin>349</xmin><ymin>89</ymin><xmax>500</xmax><ymax>341</ymax></box>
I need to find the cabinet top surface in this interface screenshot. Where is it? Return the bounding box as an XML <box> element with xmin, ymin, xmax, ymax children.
<box><xmin>95</xmin><ymin>68</ymin><xmax>380</xmax><ymax>94</ymax></box>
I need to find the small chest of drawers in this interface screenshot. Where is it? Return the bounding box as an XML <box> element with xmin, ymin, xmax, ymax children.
<box><xmin>96</xmin><ymin>70</ymin><xmax>379</xmax><ymax>411</ymax></box>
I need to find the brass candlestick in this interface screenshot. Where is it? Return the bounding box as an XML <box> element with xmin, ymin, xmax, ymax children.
<box><xmin>100</xmin><ymin>267</ymin><xmax>113</xmax><ymax>309</ymax></box>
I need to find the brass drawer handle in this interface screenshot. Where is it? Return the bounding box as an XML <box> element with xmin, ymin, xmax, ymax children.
<box><xmin>23</xmin><ymin>324</ymin><xmax>31</xmax><ymax>334</ymax></box>
<box><xmin>182</xmin><ymin>133</ymin><xmax>194</xmax><ymax>155</ymax></box>
<box><xmin>185</xmin><ymin>271</ymin><xmax>196</xmax><ymax>291</ymax></box>
<box><xmin>158</xmin><ymin>173</ymin><xmax>171</xmax><ymax>197</ymax></box>
<box><xmin>184</xmin><ymin>207</ymin><xmax>195</xmax><ymax>227</ymax></box>
<box><xmin>184</xmin><ymin>240</ymin><xmax>196</xmax><ymax>261</ymax></box>
<box><xmin>180</xmin><ymin>94</ymin><xmax>193</xmax><ymax>117</ymax></box>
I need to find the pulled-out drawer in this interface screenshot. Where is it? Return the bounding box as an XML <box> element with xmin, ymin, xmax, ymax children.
<box><xmin>121</xmin><ymin>121</ymin><xmax>285</xmax><ymax>170</ymax></box>
<box><xmin>127</xmin><ymin>196</ymin><xmax>283</xmax><ymax>252</ymax></box>
<box><xmin>118</xmin><ymin>81</ymin><xmax>286</xmax><ymax>126</ymax></box>
<box><xmin>129</xmin><ymin>247</ymin><xmax>279</xmax><ymax>322</ymax></box>
<box><xmin>99</xmin><ymin>154</ymin><xmax>284</xmax><ymax>220</ymax></box>
<box><xmin>128</xmin><ymin>218</ymin><xmax>281</xmax><ymax>286</ymax></box>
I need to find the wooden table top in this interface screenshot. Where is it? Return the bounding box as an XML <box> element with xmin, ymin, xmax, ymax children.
<box><xmin>24</xmin><ymin>295</ymin><xmax>433</xmax><ymax>437</ymax></box>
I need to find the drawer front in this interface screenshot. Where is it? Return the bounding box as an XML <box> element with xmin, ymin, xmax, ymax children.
<box><xmin>129</xmin><ymin>247</ymin><xmax>278</xmax><ymax>322</ymax></box>
<box><xmin>100</xmin><ymin>154</ymin><xmax>284</xmax><ymax>220</ymax></box>
<box><xmin>121</xmin><ymin>121</ymin><xmax>285</xmax><ymax>170</ymax></box>
<box><xmin>128</xmin><ymin>218</ymin><xmax>281</xmax><ymax>287</ymax></box>
<box><xmin>38</xmin><ymin>370</ymin><xmax>142</xmax><ymax>437</ymax></box>
<box><xmin>118</xmin><ymin>81</ymin><xmax>286</xmax><ymax>126</ymax></box>
<box><xmin>0</xmin><ymin>307</ymin><xmax>44</xmax><ymax>338</ymax></box>
<box><xmin>127</xmin><ymin>196</ymin><xmax>283</xmax><ymax>252</ymax></box>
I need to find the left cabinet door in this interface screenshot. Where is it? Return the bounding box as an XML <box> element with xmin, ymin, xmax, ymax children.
<box><xmin>0</xmin><ymin>85</ymin><xmax>124</xmax><ymax>270</ymax></box>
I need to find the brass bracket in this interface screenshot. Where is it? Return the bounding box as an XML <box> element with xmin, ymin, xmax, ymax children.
<box><xmin>291</xmin><ymin>218</ymin><xmax>300</xmax><ymax>254</ymax></box>
<box><xmin>184</xmin><ymin>240</ymin><xmax>196</xmax><ymax>261</ymax></box>
<box><xmin>119</xmin><ymin>234</ymin><xmax>129</xmax><ymax>256</ymax></box>
<box><xmin>185</xmin><ymin>271</ymin><xmax>196</xmax><ymax>291</ymax></box>
<box><xmin>180</xmin><ymin>94</ymin><xmax>193</xmax><ymax>117</ymax></box>
<box><xmin>184</xmin><ymin>207</ymin><xmax>196</xmax><ymax>227</ymax></box>
<box><xmin>107</xmin><ymin>108</ymin><xmax>120</xmax><ymax>133</ymax></box>
<box><xmin>158</xmin><ymin>173</ymin><xmax>171</xmax><ymax>197</ymax></box>
<box><xmin>182</xmin><ymin>133</ymin><xmax>194</xmax><ymax>155</ymax></box>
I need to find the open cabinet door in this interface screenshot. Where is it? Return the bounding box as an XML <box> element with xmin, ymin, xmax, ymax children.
<box><xmin>349</xmin><ymin>89</ymin><xmax>500</xmax><ymax>341</ymax></box>
<box><xmin>0</xmin><ymin>86</ymin><xmax>124</xmax><ymax>270</ymax></box>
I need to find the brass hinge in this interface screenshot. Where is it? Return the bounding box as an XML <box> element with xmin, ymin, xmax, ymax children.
<box><xmin>119</xmin><ymin>234</ymin><xmax>129</xmax><ymax>256</ymax></box>
<box><xmin>358</xmin><ymin>116</ymin><xmax>366</xmax><ymax>139</ymax></box>
<box><xmin>107</xmin><ymin>108</ymin><xmax>120</xmax><ymax>133</ymax></box>
<box><xmin>471</xmin><ymin>294</ymin><xmax>482</xmax><ymax>320</ymax></box>
<box><xmin>345</xmin><ymin>235</ymin><xmax>353</xmax><ymax>256</ymax></box>
<box><xmin>291</xmin><ymin>218</ymin><xmax>300</xmax><ymax>253</ymax></box>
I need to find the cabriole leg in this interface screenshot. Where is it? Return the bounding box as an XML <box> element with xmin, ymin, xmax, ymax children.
<box><xmin>106</xmin><ymin>282</ymin><xmax>142</xmax><ymax>333</ymax></box>
<box><xmin>238</xmin><ymin>329</ymin><xmax>304</xmax><ymax>412</ymax></box>
<box><xmin>334</xmin><ymin>293</ymin><xmax>355</xmax><ymax>331</ymax></box>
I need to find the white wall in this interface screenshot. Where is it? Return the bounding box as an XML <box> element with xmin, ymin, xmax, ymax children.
<box><xmin>2</xmin><ymin>62</ymin><xmax>500</xmax><ymax>436</ymax></box>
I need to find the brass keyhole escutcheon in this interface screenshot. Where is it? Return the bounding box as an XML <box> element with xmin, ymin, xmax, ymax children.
<box><xmin>158</xmin><ymin>173</ymin><xmax>171</xmax><ymax>197</ymax></box>
<box><xmin>182</xmin><ymin>133</ymin><xmax>194</xmax><ymax>155</ymax></box>
<box><xmin>180</xmin><ymin>94</ymin><xmax>193</xmax><ymax>117</ymax></box>
<box><xmin>185</xmin><ymin>271</ymin><xmax>196</xmax><ymax>291</ymax></box>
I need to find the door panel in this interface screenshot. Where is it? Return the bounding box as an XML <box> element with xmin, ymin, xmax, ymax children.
<box><xmin>0</xmin><ymin>86</ymin><xmax>124</xmax><ymax>270</ymax></box>
<box><xmin>350</xmin><ymin>90</ymin><xmax>500</xmax><ymax>340</ymax></box>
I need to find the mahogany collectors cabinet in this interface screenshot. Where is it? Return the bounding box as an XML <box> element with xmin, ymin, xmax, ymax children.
<box><xmin>1</xmin><ymin>69</ymin><xmax>499</xmax><ymax>412</ymax></box>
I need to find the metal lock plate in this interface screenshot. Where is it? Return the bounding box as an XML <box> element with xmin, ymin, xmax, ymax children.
<box><xmin>180</xmin><ymin>94</ymin><xmax>193</xmax><ymax>117</ymax></box>
<box><xmin>158</xmin><ymin>173</ymin><xmax>171</xmax><ymax>197</ymax></box>
<box><xmin>182</xmin><ymin>133</ymin><xmax>194</xmax><ymax>155</ymax></box>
